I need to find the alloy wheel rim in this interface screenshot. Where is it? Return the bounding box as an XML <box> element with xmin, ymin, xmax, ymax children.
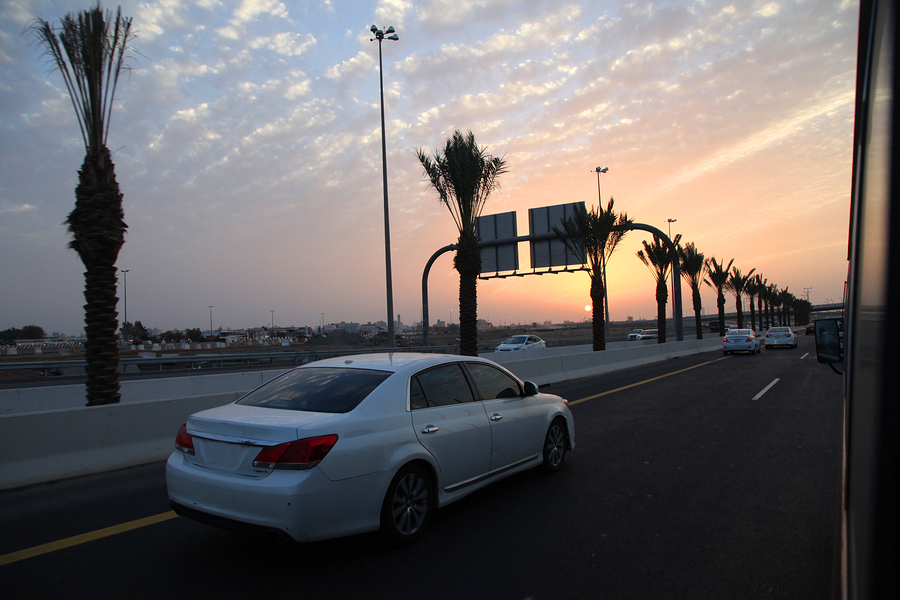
<box><xmin>391</xmin><ymin>473</ymin><xmax>429</xmax><ymax>535</ymax></box>
<box><xmin>547</xmin><ymin>425</ymin><xmax>565</xmax><ymax>467</ymax></box>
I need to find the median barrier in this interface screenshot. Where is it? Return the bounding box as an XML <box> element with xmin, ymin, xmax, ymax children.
<box><xmin>0</xmin><ymin>369</ymin><xmax>288</xmax><ymax>415</ymax></box>
<box><xmin>0</xmin><ymin>392</ymin><xmax>242</xmax><ymax>490</ymax></box>
<box><xmin>499</xmin><ymin>337</ymin><xmax>721</xmax><ymax>384</ymax></box>
<box><xmin>0</xmin><ymin>339</ymin><xmax>723</xmax><ymax>490</ymax></box>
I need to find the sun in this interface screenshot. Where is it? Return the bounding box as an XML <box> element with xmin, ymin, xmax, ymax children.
<box><xmin>584</xmin><ymin>304</ymin><xmax>592</xmax><ymax>312</ymax></box>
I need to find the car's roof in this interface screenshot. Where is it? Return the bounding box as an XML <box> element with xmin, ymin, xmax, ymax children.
<box><xmin>297</xmin><ymin>352</ymin><xmax>488</xmax><ymax>374</ymax></box>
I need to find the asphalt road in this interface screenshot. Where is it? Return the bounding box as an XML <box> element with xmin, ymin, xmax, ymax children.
<box><xmin>0</xmin><ymin>334</ymin><xmax>843</xmax><ymax>600</ymax></box>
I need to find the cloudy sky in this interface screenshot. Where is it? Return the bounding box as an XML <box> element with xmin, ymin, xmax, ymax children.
<box><xmin>1</xmin><ymin>0</ymin><xmax>857</xmax><ymax>336</ymax></box>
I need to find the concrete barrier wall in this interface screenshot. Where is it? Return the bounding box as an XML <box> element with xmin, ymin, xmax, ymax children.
<box><xmin>0</xmin><ymin>392</ymin><xmax>241</xmax><ymax>490</ymax></box>
<box><xmin>0</xmin><ymin>369</ymin><xmax>288</xmax><ymax>415</ymax></box>
<box><xmin>0</xmin><ymin>338</ymin><xmax>722</xmax><ymax>490</ymax></box>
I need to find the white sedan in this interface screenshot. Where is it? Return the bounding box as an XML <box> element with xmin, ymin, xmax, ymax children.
<box><xmin>166</xmin><ymin>353</ymin><xmax>574</xmax><ymax>545</ymax></box>
<box><xmin>723</xmin><ymin>329</ymin><xmax>761</xmax><ymax>354</ymax></box>
<box><xmin>495</xmin><ymin>335</ymin><xmax>546</xmax><ymax>352</ymax></box>
<box><xmin>764</xmin><ymin>326</ymin><xmax>798</xmax><ymax>348</ymax></box>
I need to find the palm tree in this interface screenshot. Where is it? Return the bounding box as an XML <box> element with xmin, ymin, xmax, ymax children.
<box><xmin>677</xmin><ymin>241</ymin><xmax>705</xmax><ymax>340</ymax></box>
<box><xmin>33</xmin><ymin>5</ymin><xmax>133</xmax><ymax>406</ymax></box>
<box><xmin>726</xmin><ymin>267</ymin><xmax>756</xmax><ymax>329</ymax></box>
<box><xmin>780</xmin><ymin>288</ymin><xmax>794</xmax><ymax>326</ymax></box>
<box><xmin>749</xmin><ymin>275</ymin><xmax>767</xmax><ymax>331</ymax></box>
<box><xmin>765</xmin><ymin>283</ymin><xmax>778</xmax><ymax>328</ymax></box>
<box><xmin>636</xmin><ymin>234</ymin><xmax>680</xmax><ymax>344</ymax></box>
<box><xmin>553</xmin><ymin>199</ymin><xmax>631</xmax><ymax>350</ymax></box>
<box><xmin>417</xmin><ymin>130</ymin><xmax>507</xmax><ymax>356</ymax></box>
<box><xmin>705</xmin><ymin>257</ymin><xmax>734</xmax><ymax>335</ymax></box>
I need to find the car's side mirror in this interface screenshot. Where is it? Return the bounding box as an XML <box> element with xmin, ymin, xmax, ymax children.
<box><xmin>815</xmin><ymin>319</ymin><xmax>842</xmax><ymax>364</ymax></box>
<box><xmin>523</xmin><ymin>381</ymin><xmax>539</xmax><ymax>396</ymax></box>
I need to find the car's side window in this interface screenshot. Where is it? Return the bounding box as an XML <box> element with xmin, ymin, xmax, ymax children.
<box><xmin>466</xmin><ymin>363</ymin><xmax>522</xmax><ymax>400</ymax></box>
<box><xmin>410</xmin><ymin>364</ymin><xmax>475</xmax><ymax>409</ymax></box>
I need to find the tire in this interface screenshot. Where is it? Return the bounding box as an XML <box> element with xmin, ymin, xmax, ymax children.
<box><xmin>380</xmin><ymin>464</ymin><xmax>434</xmax><ymax>545</ymax></box>
<box><xmin>541</xmin><ymin>418</ymin><xmax>568</xmax><ymax>474</ymax></box>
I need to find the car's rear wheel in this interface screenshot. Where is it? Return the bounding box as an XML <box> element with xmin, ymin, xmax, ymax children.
<box><xmin>380</xmin><ymin>464</ymin><xmax>434</xmax><ymax>545</ymax></box>
<box><xmin>541</xmin><ymin>418</ymin><xmax>568</xmax><ymax>474</ymax></box>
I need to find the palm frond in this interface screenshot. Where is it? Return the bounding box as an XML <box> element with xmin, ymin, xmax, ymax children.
<box><xmin>32</xmin><ymin>4</ymin><xmax>133</xmax><ymax>154</ymax></box>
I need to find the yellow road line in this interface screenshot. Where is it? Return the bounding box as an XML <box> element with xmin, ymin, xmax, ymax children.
<box><xmin>0</xmin><ymin>511</ymin><xmax>179</xmax><ymax>567</ymax></box>
<box><xmin>568</xmin><ymin>356</ymin><xmax>730</xmax><ymax>406</ymax></box>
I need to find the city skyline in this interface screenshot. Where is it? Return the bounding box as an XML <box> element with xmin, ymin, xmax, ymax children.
<box><xmin>1</xmin><ymin>0</ymin><xmax>857</xmax><ymax>336</ymax></box>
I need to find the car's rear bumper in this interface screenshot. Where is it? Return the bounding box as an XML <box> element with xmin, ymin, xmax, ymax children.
<box><xmin>165</xmin><ymin>451</ymin><xmax>388</xmax><ymax>542</ymax></box>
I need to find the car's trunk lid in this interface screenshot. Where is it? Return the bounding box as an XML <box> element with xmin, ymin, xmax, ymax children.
<box><xmin>184</xmin><ymin>403</ymin><xmax>341</xmax><ymax>477</ymax></box>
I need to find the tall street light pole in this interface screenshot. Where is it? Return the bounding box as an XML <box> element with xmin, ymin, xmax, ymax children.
<box><xmin>667</xmin><ymin>218</ymin><xmax>677</xmax><ymax>319</ymax></box>
<box><xmin>371</xmin><ymin>24</ymin><xmax>399</xmax><ymax>348</ymax></box>
<box><xmin>208</xmin><ymin>306</ymin><xmax>213</xmax><ymax>339</ymax></box>
<box><xmin>594</xmin><ymin>166</ymin><xmax>610</xmax><ymax>340</ymax></box>
<box><xmin>270</xmin><ymin>310</ymin><xmax>275</xmax><ymax>330</ymax></box>
<box><xmin>120</xmin><ymin>269</ymin><xmax>129</xmax><ymax>337</ymax></box>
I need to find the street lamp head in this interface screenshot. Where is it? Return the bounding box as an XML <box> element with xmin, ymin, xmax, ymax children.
<box><xmin>668</xmin><ymin>218</ymin><xmax>677</xmax><ymax>223</ymax></box>
<box><xmin>370</xmin><ymin>25</ymin><xmax>398</xmax><ymax>41</ymax></box>
<box><xmin>595</xmin><ymin>166</ymin><xmax>608</xmax><ymax>173</ymax></box>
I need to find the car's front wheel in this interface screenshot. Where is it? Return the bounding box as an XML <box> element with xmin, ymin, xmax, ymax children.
<box><xmin>541</xmin><ymin>418</ymin><xmax>568</xmax><ymax>474</ymax></box>
<box><xmin>380</xmin><ymin>464</ymin><xmax>434</xmax><ymax>545</ymax></box>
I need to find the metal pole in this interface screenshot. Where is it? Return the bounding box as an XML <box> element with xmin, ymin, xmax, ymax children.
<box><xmin>120</xmin><ymin>269</ymin><xmax>129</xmax><ymax>332</ymax></box>
<box><xmin>208</xmin><ymin>306</ymin><xmax>213</xmax><ymax>338</ymax></box>
<box><xmin>377</xmin><ymin>35</ymin><xmax>395</xmax><ymax>349</ymax></box>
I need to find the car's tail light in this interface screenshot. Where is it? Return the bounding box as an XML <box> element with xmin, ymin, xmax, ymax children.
<box><xmin>747</xmin><ymin>337</ymin><xmax>754</xmax><ymax>341</ymax></box>
<box><xmin>723</xmin><ymin>337</ymin><xmax>729</xmax><ymax>342</ymax></box>
<box><xmin>253</xmin><ymin>434</ymin><xmax>339</xmax><ymax>470</ymax></box>
<box><xmin>174</xmin><ymin>423</ymin><xmax>195</xmax><ymax>455</ymax></box>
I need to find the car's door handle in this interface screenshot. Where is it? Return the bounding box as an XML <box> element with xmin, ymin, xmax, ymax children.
<box><xmin>490</xmin><ymin>414</ymin><xmax>503</xmax><ymax>421</ymax></box>
<box><xmin>421</xmin><ymin>426</ymin><xmax>439</xmax><ymax>434</ymax></box>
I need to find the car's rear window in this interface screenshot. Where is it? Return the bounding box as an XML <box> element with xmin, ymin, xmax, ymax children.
<box><xmin>730</xmin><ymin>330</ymin><xmax>751</xmax><ymax>336</ymax></box>
<box><xmin>236</xmin><ymin>367</ymin><xmax>390</xmax><ymax>413</ymax></box>
<box><xmin>503</xmin><ymin>336</ymin><xmax>527</xmax><ymax>344</ymax></box>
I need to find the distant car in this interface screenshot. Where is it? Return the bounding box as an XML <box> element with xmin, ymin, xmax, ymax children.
<box><xmin>765</xmin><ymin>326</ymin><xmax>798</xmax><ymax>348</ymax></box>
<box><xmin>495</xmin><ymin>335</ymin><xmax>546</xmax><ymax>352</ymax></box>
<box><xmin>723</xmin><ymin>329</ymin><xmax>761</xmax><ymax>355</ymax></box>
<box><xmin>627</xmin><ymin>329</ymin><xmax>644</xmax><ymax>340</ymax></box>
<box><xmin>166</xmin><ymin>353</ymin><xmax>575</xmax><ymax>545</ymax></box>
<box><xmin>805</xmin><ymin>322</ymin><xmax>816</xmax><ymax>335</ymax></box>
<box><xmin>708</xmin><ymin>322</ymin><xmax>719</xmax><ymax>332</ymax></box>
<box><xmin>639</xmin><ymin>329</ymin><xmax>659</xmax><ymax>340</ymax></box>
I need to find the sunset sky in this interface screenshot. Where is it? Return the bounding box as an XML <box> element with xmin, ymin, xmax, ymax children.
<box><xmin>0</xmin><ymin>0</ymin><xmax>858</xmax><ymax>336</ymax></box>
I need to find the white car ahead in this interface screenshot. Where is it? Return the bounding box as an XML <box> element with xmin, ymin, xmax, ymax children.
<box><xmin>166</xmin><ymin>353</ymin><xmax>574</xmax><ymax>545</ymax></box>
<box><xmin>765</xmin><ymin>326</ymin><xmax>798</xmax><ymax>348</ymax></box>
<box><xmin>627</xmin><ymin>329</ymin><xmax>644</xmax><ymax>340</ymax></box>
<box><xmin>495</xmin><ymin>335</ymin><xmax>546</xmax><ymax>352</ymax></box>
<box><xmin>723</xmin><ymin>329</ymin><xmax>762</xmax><ymax>354</ymax></box>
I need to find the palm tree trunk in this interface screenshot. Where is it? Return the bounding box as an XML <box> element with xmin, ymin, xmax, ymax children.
<box><xmin>692</xmin><ymin>286</ymin><xmax>703</xmax><ymax>340</ymax></box>
<box><xmin>590</xmin><ymin>275</ymin><xmax>606</xmax><ymax>351</ymax></box>
<box><xmin>749</xmin><ymin>295</ymin><xmax>757</xmax><ymax>331</ymax></box>
<box><xmin>71</xmin><ymin>148</ymin><xmax>125</xmax><ymax>406</ymax></box>
<box><xmin>717</xmin><ymin>292</ymin><xmax>726</xmax><ymax>335</ymax></box>
<box><xmin>656</xmin><ymin>278</ymin><xmax>667</xmax><ymax>343</ymax></box>
<box><xmin>455</xmin><ymin>235</ymin><xmax>480</xmax><ymax>357</ymax></box>
<box><xmin>735</xmin><ymin>297</ymin><xmax>744</xmax><ymax>329</ymax></box>
<box><xmin>83</xmin><ymin>264</ymin><xmax>121</xmax><ymax>405</ymax></box>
